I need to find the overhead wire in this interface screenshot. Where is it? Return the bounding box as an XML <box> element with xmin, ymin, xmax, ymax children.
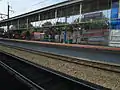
<box><xmin>32</xmin><ymin>0</ymin><xmax>47</xmax><ymax>6</ymax></box>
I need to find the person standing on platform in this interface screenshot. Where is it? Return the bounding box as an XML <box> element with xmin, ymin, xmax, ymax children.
<box><xmin>48</xmin><ymin>34</ymin><xmax>51</xmax><ymax>42</ymax></box>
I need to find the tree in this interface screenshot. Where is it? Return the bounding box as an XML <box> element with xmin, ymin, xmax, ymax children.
<box><xmin>73</xmin><ymin>16</ymin><xmax>109</xmax><ymax>30</ymax></box>
<box><xmin>42</xmin><ymin>22</ymin><xmax>52</xmax><ymax>27</ymax></box>
<box><xmin>55</xmin><ymin>22</ymin><xmax>69</xmax><ymax>31</ymax></box>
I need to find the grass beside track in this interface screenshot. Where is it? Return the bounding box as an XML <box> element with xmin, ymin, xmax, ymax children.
<box><xmin>0</xmin><ymin>45</ymin><xmax>120</xmax><ymax>90</ymax></box>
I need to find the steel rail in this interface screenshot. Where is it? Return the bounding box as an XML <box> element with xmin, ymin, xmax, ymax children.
<box><xmin>0</xmin><ymin>57</ymin><xmax>45</xmax><ymax>90</ymax></box>
<box><xmin>0</xmin><ymin>50</ymin><xmax>110</xmax><ymax>90</ymax></box>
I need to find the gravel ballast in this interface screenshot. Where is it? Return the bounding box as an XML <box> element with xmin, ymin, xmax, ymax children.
<box><xmin>0</xmin><ymin>45</ymin><xmax>120</xmax><ymax>90</ymax></box>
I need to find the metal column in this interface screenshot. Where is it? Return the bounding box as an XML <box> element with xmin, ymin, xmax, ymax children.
<box><xmin>79</xmin><ymin>3</ymin><xmax>82</xmax><ymax>23</ymax></box>
<box><xmin>38</xmin><ymin>14</ymin><xmax>41</xmax><ymax>21</ymax></box>
<box><xmin>18</xmin><ymin>20</ymin><xmax>20</xmax><ymax>30</ymax></box>
<box><xmin>64</xmin><ymin>16</ymin><xmax>67</xmax><ymax>43</ymax></box>
<box><xmin>26</xmin><ymin>18</ymin><xmax>29</xmax><ymax>30</ymax></box>
<box><xmin>78</xmin><ymin>2</ymin><xmax>83</xmax><ymax>44</ymax></box>
<box><xmin>55</xmin><ymin>9</ymin><xmax>58</xmax><ymax>24</ymax></box>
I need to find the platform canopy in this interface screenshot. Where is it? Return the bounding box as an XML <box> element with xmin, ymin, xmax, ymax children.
<box><xmin>0</xmin><ymin>0</ymin><xmax>111</xmax><ymax>26</ymax></box>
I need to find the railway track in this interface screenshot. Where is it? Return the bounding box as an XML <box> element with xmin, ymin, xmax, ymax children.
<box><xmin>0</xmin><ymin>63</ymin><xmax>31</xmax><ymax>90</ymax></box>
<box><xmin>0</xmin><ymin>51</ymin><xmax>109</xmax><ymax>90</ymax></box>
<box><xmin>0</xmin><ymin>42</ymin><xmax>120</xmax><ymax>73</ymax></box>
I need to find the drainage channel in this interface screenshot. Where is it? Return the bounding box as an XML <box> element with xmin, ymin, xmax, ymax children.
<box><xmin>0</xmin><ymin>51</ymin><xmax>110</xmax><ymax>90</ymax></box>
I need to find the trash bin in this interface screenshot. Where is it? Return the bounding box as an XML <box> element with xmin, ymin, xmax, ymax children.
<box><xmin>66</xmin><ymin>39</ymin><xmax>73</xmax><ymax>44</ymax></box>
<box><xmin>69</xmin><ymin>39</ymin><xmax>73</xmax><ymax>44</ymax></box>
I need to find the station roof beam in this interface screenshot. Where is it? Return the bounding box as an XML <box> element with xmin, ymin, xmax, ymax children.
<box><xmin>0</xmin><ymin>0</ymin><xmax>111</xmax><ymax>26</ymax></box>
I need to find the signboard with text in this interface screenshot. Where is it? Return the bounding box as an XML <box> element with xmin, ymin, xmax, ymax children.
<box><xmin>109</xmin><ymin>0</ymin><xmax>120</xmax><ymax>47</ymax></box>
<box><xmin>84</xmin><ymin>12</ymin><xmax>103</xmax><ymax>20</ymax></box>
<box><xmin>109</xmin><ymin>30</ymin><xmax>120</xmax><ymax>47</ymax></box>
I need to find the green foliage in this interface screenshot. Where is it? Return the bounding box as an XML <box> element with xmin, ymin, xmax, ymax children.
<box><xmin>42</xmin><ymin>22</ymin><xmax>52</xmax><ymax>27</ymax></box>
<box><xmin>73</xmin><ymin>16</ymin><xmax>109</xmax><ymax>29</ymax></box>
<box><xmin>55</xmin><ymin>22</ymin><xmax>69</xmax><ymax>31</ymax></box>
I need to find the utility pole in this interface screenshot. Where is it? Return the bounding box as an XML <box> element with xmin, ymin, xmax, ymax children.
<box><xmin>7</xmin><ymin>3</ymin><xmax>10</xmax><ymax>38</ymax></box>
<box><xmin>8</xmin><ymin>4</ymin><xmax>10</xmax><ymax>19</ymax></box>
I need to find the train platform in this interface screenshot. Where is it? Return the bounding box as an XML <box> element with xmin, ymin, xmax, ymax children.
<box><xmin>0</xmin><ymin>38</ymin><xmax>120</xmax><ymax>64</ymax></box>
<box><xmin>0</xmin><ymin>43</ymin><xmax>119</xmax><ymax>90</ymax></box>
<box><xmin>1</xmin><ymin>38</ymin><xmax>120</xmax><ymax>52</ymax></box>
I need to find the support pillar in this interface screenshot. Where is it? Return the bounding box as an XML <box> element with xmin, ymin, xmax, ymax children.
<box><xmin>38</xmin><ymin>14</ymin><xmax>41</xmax><ymax>21</ymax></box>
<box><xmin>26</xmin><ymin>18</ymin><xmax>29</xmax><ymax>30</ymax></box>
<box><xmin>77</xmin><ymin>3</ymin><xmax>82</xmax><ymax>44</ymax></box>
<box><xmin>109</xmin><ymin>0</ymin><xmax>120</xmax><ymax>47</ymax></box>
<box><xmin>63</xmin><ymin>17</ymin><xmax>67</xmax><ymax>43</ymax></box>
<box><xmin>55</xmin><ymin>9</ymin><xmax>58</xmax><ymax>24</ymax></box>
<box><xmin>18</xmin><ymin>20</ymin><xmax>20</xmax><ymax>30</ymax></box>
<box><xmin>79</xmin><ymin>3</ymin><xmax>82</xmax><ymax>23</ymax></box>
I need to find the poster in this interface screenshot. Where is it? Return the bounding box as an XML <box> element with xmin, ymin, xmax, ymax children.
<box><xmin>109</xmin><ymin>0</ymin><xmax>120</xmax><ymax>47</ymax></box>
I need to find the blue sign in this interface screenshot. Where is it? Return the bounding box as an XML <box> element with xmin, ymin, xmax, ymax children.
<box><xmin>111</xmin><ymin>0</ymin><xmax>120</xmax><ymax>29</ymax></box>
<box><xmin>111</xmin><ymin>1</ymin><xmax>119</xmax><ymax>18</ymax></box>
<box><xmin>64</xmin><ymin>30</ymin><xmax>67</xmax><ymax>43</ymax></box>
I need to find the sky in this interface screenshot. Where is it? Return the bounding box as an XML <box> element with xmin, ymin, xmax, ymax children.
<box><xmin>0</xmin><ymin>0</ymin><xmax>66</xmax><ymax>18</ymax></box>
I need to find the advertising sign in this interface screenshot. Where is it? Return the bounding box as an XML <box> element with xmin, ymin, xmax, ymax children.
<box><xmin>84</xmin><ymin>12</ymin><xmax>102</xmax><ymax>20</ymax></box>
<box><xmin>109</xmin><ymin>30</ymin><xmax>120</xmax><ymax>47</ymax></box>
<box><xmin>34</xmin><ymin>32</ymin><xmax>44</xmax><ymax>40</ymax></box>
<box><xmin>109</xmin><ymin>0</ymin><xmax>120</xmax><ymax>47</ymax></box>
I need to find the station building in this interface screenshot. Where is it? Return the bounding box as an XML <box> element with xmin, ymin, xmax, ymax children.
<box><xmin>0</xmin><ymin>0</ymin><xmax>120</xmax><ymax>47</ymax></box>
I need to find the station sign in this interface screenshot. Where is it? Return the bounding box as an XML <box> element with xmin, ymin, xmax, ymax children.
<box><xmin>84</xmin><ymin>12</ymin><xmax>103</xmax><ymax>20</ymax></box>
<box><xmin>109</xmin><ymin>30</ymin><xmax>120</xmax><ymax>47</ymax></box>
<box><xmin>109</xmin><ymin>0</ymin><xmax>120</xmax><ymax>47</ymax></box>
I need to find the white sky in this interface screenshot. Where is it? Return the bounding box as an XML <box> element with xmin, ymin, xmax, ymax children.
<box><xmin>0</xmin><ymin>0</ymin><xmax>66</xmax><ymax>18</ymax></box>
